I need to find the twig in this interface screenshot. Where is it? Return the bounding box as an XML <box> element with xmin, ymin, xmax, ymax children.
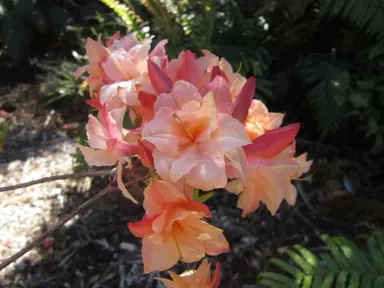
<box><xmin>0</xmin><ymin>169</ymin><xmax>115</xmax><ymax>193</ymax></box>
<box><xmin>0</xmin><ymin>174</ymin><xmax>149</xmax><ymax>271</ymax></box>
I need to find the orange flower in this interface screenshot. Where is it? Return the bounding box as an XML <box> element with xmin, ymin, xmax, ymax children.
<box><xmin>128</xmin><ymin>179</ymin><xmax>229</xmax><ymax>273</ymax></box>
<box><xmin>157</xmin><ymin>258</ymin><xmax>221</xmax><ymax>288</ymax></box>
<box><xmin>244</xmin><ymin>99</ymin><xmax>285</xmax><ymax>141</ymax></box>
<box><xmin>238</xmin><ymin>145</ymin><xmax>312</xmax><ymax>216</ymax></box>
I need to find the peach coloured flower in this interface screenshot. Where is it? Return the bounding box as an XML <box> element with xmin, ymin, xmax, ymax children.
<box><xmin>142</xmin><ymin>82</ymin><xmax>251</xmax><ymax>191</ymax></box>
<box><xmin>128</xmin><ymin>179</ymin><xmax>229</xmax><ymax>273</ymax></box>
<box><xmin>77</xmin><ymin>106</ymin><xmax>139</xmax><ymax>167</ymax></box>
<box><xmin>76</xmin><ymin>35</ymin><xmax>109</xmax><ymax>95</ymax></box>
<box><xmin>166</xmin><ymin>50</ymin><xmax>212</xmax><ymax>91</ymax></box>
<box><xmin>77</xmin><ymin>105</ymin><xmax>141</xmax><ymax>202</ymax></box>
<box><xmin>227</xmin><ymin>124</ymin><xmax>312</xmax><ymax>216</ymax></box>
<box><xmin>244</xmin><ymin>99</ymin><xmax>285</xmax><ymax>141</ymax></box>
<box><xmin>77</xmin><ymin>33</ymin><xmax>168</xmax><ymax>103</ymax></box>
<box><xmin>201</xmin><ymin>50</ymin><xmax>247</xmax><ymax>100</ymax></box>
<box><xmin>237</xmin><ymin>145</ymin><xmax>312</xmax><ymax>216</ymax></box>
<box><xmin>157</xmin><ymin>258</ymin><xmax>221</xmax><ymax>288</ymax></box>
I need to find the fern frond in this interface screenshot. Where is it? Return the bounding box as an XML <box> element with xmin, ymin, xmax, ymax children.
<box><xmin>258</xmin><ymin>233</ymin><xmax>384</xmax><ymax>288</ymax></box>
<box><xmin>298</xmin><ymin>57</ymin><xmax>349</xmax><ymax>133</ymax></box>
<box><xmin>140</xmin><ymin>0</ymin><xmax>183</xmax><ymax>45</ymax></box>
<box><xmin>323</xmin><ymin>0</ymin><xmax>384</xmax><ymax>36</ymax></box>
<box><xmin>98</xmin><ymin>0</ymin><xmax>147</xmax><ymax>38</ymax></box>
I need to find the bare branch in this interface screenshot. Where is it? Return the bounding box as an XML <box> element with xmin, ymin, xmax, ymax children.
<box><xmin>0</xmin><ymin>174</ymin><xmax>149</xmax><ymax>271</ymax></box>
<box><xmin>0</xmin><ymin>169</ymin><xmax>115</xmax><ymax>193</ymax></box>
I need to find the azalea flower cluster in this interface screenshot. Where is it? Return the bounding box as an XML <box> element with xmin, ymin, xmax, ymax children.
<box><xmin>76</xmin><ymin>32</ymin><xmax>312</xmax><ymax>287</ymax></box>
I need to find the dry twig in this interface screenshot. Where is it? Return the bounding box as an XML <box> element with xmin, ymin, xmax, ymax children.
<box><xmin>0</xmin><ymin>169</ymin><xmax>115</xmax><ymax>193</ymax></box>
<box><xmin>0</xmin><ymin>174</ymin><xmax>149</xmax><ymax>271</ymax></box>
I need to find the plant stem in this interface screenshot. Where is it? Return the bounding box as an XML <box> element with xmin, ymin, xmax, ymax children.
<box><xmin>0</xmin><ymin>169</ymin><xmax>115</xmax><ymax>193</ymax></box>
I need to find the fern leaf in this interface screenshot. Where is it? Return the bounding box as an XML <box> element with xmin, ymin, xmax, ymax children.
<box><xmin>323</xmin><ymin>0</ymin><xmax>384</xmax><ymax>36</ymax></box>
<box><xmin>335</xmin><ymin>271</ymin><xmax>348</xmax><ymax>288</ymax></box>
<box><xmin>360</xmin><ymin>274</ymin><xmax>375</xmax><ymax>287</ymax></box>
<box><xmin>258</xmin><ymin>278</ymin><xmax>286</xmax><ymax>288</ymax></box>
<box><xmin>334</xmin><ymin>236</ymin><xmax>376</xmax><ymax>273</ymax></box>
<box><xmin>298</xmin><ymin>58</ymin><xmax>347</xmax><ymax>133</ymax></box>
<box><xmin>349</xmin><ymin>272</ymin><xmax>361</xmax><ymax>288</ymax></box>
<box><xmin>323</xmin><ymin>235</ymin><xmax>351</xmax><ymax>270</ymax></box>
<box><xmin>311</xmin><ymin>267</ymin><xmax>326</xmax><ymax>288</ymax></box>
<box><xmin>294</xmin><ymin>245</ymin><xmax>319</xmax><ymax>268</ymax></box>
<box><xmin>258</xmin><ymin>233</ymin><xmax>384</xmax><ymax>287</ymax></box>
<box><xmin>258</xmin><ymin>272</ymin><xmax>294</xmax><ymax>286</ymax></box>
<box><xmin>319</xmin><ymin>252</ymin><xmax>339</xmax><ymax>272</ymax></box>
<box><xmin>368</xmin><ymin>237</ymin><xmax>384</xmax><ymax>270</ymax></box>
<box><xmin>373</xmin><ymin>275</ymin><xmax>384</xmax><ymax>288</ymax></box>
<box><xmin>270</xmin><ymin>258</ymin><xmax>304</xmax><ymax>277</ymax></box>
<box><xmin>98</xmin><ymin>0</ymin><xmax>146</xmax><ymax>37</ymax></box>
<box><xmin>285</xmin><ymin>248</ymin><xmax>315</xmax><ymax>274</ymax></box>
<box><xmin>320</xmin><ymin>274</ymin><xmax>335</xmax><ymax>288</ymax></box>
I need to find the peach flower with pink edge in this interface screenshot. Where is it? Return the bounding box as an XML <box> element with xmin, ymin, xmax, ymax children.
<box><xmin>157</xmin><ymin>258</ymin><xmax>221</xmax><ymax>288</ymax></box>
<box><xmin>76</xmin><ymin>33</ymin><xmax>168</xmax><ymax>102</ymax></box>
<box><xmin>226</xmin><ymin>124</ymin><xmax>312</xmax><ymax>216</ymax></box>
<box><xmin>237</xmin><ymin>145</ymin><xmax>312</xmax><ymax>216</ymax></box>
<box><xmin>142</xmin><ymin>81</ymin><xmax>251</xmax><ymax>191</ymax></box>
<box><xmin>128</xmin><ymin>179</ymin><xmax>229</xmax><ymax>273</ymax></box>
<box><xmin>165</xmin><ymin>50</ymin><xmax>213</xmax><ymax>91</ymax></box>
<box><xmin>245</xmin><ymin>99</ymin><xmax>285</xmax><ymax>141</ymax></box>
<box><xmin>76</xmin><ymin>35</ymin><xmax>109</xmax><ymax>95</ymax></box>
<box><xmin>77</xmin><ymin>105</ymin><xmax>142</xmax><ymax>203</ymax></box>
<box><xmin>201</xmin><ymin>50</ymin><xmax>247</xmax><ymax>100</ymax></box>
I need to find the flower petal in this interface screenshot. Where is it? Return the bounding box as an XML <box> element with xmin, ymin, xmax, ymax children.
<box><xmin>213</xmin><ymin>113</ymin><xmax>251</xmax><ymax>152</ymax></box>
<box><xmin>142</xmin><ymin>233</ymin><xmax>180</xmax><ymax>273</ymax></box>
<box><xmin>203</xmin><ymin>76</ymin><xmax>233</xmax><ymax>114</ymax></box>
<box><xmin>148</xmin><ymin>59</ymin><xmax>173</xmax><ymax>94</ymax></box>
<box><xmin>231</xmin><ymin>77</ymin><xmax>256</xmax><ymax>122</ymax></box>
<box><xmin>77</xmin><ymin>144</ymin><xmax>117</xmax><ymax>166</ymax></box>
<box><xmin>186</xmin><ymin>154</ymin><xmax>227</xmax><ymax>191</ymax></box>
<box><xmin>244</xmin><ymin>123</ymin><xmax>300</xmax><ymax>160</ymax></box>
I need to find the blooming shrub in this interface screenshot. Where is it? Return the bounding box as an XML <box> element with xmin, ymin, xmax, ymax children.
<box><xmin>77</xmin><ymin>32</ymin><xmax>312</xmax><ymax>286</ymax></box>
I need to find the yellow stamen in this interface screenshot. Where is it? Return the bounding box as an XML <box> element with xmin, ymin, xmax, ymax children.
<box><xmin>172</xmin><ymin>113</ymin><xmax>194</xmax><ymax>140</ymax></box>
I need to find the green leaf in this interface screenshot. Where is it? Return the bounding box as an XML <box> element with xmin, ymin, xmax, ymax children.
<box><xmin>285</xmin><ymin>248</ymin><xmax>314</xmax><ymax>274</ymax></box>
<box><xmin>368</xmin><ymin>237</ymin><xmax>384</xmax><ymax>270</ymax></box>
<box><xmin>335</xmin><ymin>92</ymin><xmax>346</xmax><ymax>106</ymax></box>
<box><xmin>258</xmin><ymin>279</ymin><xmax>285</xmax><ymax>288</ymax></box>
<box><xmin>361</xmin><ymin>274</ymin><xmax>375</xmax><ymax>287</ymax></box>
<box><xmin>367</xmin><ymin>117</ymin><xmax>378</xmax><ymax>137</ymax></box>
<box><xmin>369</xmin><ymin>45</ymin><xmax>384</xmax><ymax>60</ymax></box>
<box><xmin>319</xmin><ymin>253</ymin><xmax>339</xmax><ymax>271</ymax></box>
<box><xmin>257</xmin><ymin>272</ymin><xmax>293</xmax><ymax>286</ymax></box>
<box><xmin>335</xmin><ymin>236</ymin><xmax>376</xmax><ymax>273</ymax></box>
<box><xmin>320</xmin><ymin>273</ymin><xmax>335</xmax><ymax>288</ymax></box>
<box><xmin>357</xmin><ymin>80</ymin><xmax>375</xmax><ymax>90</ymax></box>
<box><xmin>374</xmin><ymin>275</ymin><xmax>384</xmax><ymax>288</ymax></box>
<box><xmin>323</xmin><ymin>235</ymin><xmax>351</xmax><ymax>270</ymax></box>
<box><xmin>0</xmin><ymin>121</ymin><xmax>8</xmax><ymax>152</ymax></box>
<box><xmin>335</xmin><ymin>271</ymin><xmax>347</xmax><ymax>288</ymax></box>
<box><xmin>301</xmin><ymin>275</ymin><xmax>314</xmax><ymax>288</ymax></box>
<box><xmin>349</xmin><ymin>91</ymin><xmax>371</xmax><ymax>108</ymax></box>
<box><xmin>270</xmin><ymin>258</ymin><xmax>303</xmax><ymax>277</ymax></box>
<box><xmin>349</xmin><ymin>272</ymin><xmax>361</xmax><ymax>288</ymax></box>
<box><xmin>293</xmin><ymin>245</ymin><xmax>318</xmax><ymax>268</ymax></box>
